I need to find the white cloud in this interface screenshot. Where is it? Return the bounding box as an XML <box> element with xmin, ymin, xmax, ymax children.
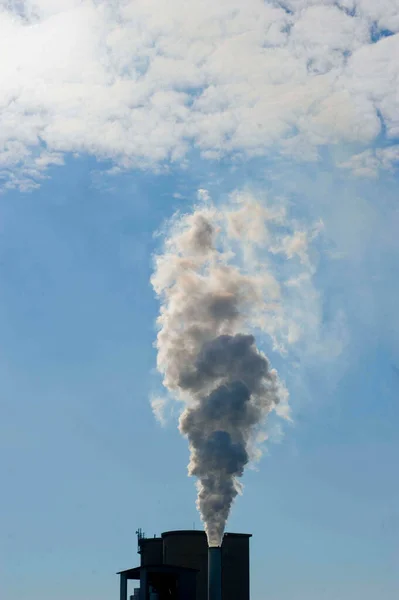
<box><xmin>340</xmin><ymin>145</ymin><xmax>399</xmax><ymax>177</ymax></box>
<box><xmin>0</xmin><ymin>0</ymin><xmax>398</xmax><ymax>188</ymax></box>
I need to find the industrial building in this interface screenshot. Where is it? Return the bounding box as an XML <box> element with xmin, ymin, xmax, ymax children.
<box><xmin>117</xmin><ymin>529</ymin><xmax>251</xmax><ymax>600</ymax></box>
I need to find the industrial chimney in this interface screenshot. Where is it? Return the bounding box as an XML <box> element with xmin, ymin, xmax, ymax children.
<box><xmin>208</xmin><ymin>546</ymin><xmax>222</xmax><ymax>600</ymax></box>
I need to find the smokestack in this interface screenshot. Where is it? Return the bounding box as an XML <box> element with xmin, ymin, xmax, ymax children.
<box><xmin>208</xmin><ymin>546</ymin><xmax>222</xmax><ymax>600</ymax></box>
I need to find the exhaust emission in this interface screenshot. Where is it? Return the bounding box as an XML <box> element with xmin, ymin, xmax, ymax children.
<box><xmin>208</xmin><ymin>546</ymin><xmax>222</xmax><ymax>600</ymax></box>
<box><xmin>152</xmin><ymin>192</ymin><xmax>294</xmax><ymax>545</ymax></box>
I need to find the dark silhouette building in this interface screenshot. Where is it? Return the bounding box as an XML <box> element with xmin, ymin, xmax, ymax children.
<box><xmin>117</xmin><ymin>529</ymin><xmax>251</xmax><ymax>600</ymax></box>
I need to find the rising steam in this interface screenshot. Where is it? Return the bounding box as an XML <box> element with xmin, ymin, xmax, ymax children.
<box><xmin>151</xmin><ymin>191</ymin><xmax>314</xmax><ymax>546</ymax></box>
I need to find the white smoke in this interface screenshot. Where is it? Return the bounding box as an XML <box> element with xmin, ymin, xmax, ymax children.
<box><xmin>151</xmin><ymin>189</ymin><xmax>319</xmax><ymax>546</ymax></box>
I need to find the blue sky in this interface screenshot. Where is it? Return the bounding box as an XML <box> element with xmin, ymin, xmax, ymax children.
<box><xmin>1</xmin><ymin>154</ymin><xmax>398</xmax><ymax>600</ymax></box>
<box><xmin>1</xmin><ymin>2</ymin><xmax>399</xmax><ymax>600</ymax></box>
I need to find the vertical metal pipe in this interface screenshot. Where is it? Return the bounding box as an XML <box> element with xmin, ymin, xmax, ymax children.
<box><xmin>208</xmin><ymin>546</ymin><xmax>222</xmax><ymax>600</ymax></box>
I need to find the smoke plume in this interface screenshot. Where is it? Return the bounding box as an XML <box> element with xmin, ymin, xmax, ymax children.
<box><xmin>152</xmin><ymin>191</ymin><xmax>312</xmax><ymax>546</ymax></box>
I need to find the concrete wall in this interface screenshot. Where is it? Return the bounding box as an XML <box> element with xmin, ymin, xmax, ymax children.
<box><xmin>139</xmin><ymin>538</ymin><xmax>163</xmax><ymax>566</ymax></box>
<box><xmin>221</xmin><ymin>534</ymin><xmax>250</xmax><ymax>600</ymax></box>
<box><xmin>161</xmin><ymin>531</ymin><xmax>250</xmax><ymax>600</ymax></box>
<box><xmin>163</xmin><ymin>531</ymin><xmax>208</xmax><ymax>600</ymax></box>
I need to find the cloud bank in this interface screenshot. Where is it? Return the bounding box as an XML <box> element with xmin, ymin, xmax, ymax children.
<box><xmin>1</xmin><ymin>0</ymin><xmax>398</xmax><ymax>189</ymax></box>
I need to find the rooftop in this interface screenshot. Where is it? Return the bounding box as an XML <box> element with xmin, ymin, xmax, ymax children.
<box><xmin>117</xmin><ymin>564</ymin><xmax>199</xmax><ymax>580</ymax></box>
<box><xmin>161</xmin><ymin>530</ymin><xmax>252</xmax><ymax>539</ymax></box>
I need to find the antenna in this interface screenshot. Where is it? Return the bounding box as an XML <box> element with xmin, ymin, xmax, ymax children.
<box><xmin>135</xmin><ymin>528</ymin><xmax>145</xmax><ymax>553</ymax></box>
